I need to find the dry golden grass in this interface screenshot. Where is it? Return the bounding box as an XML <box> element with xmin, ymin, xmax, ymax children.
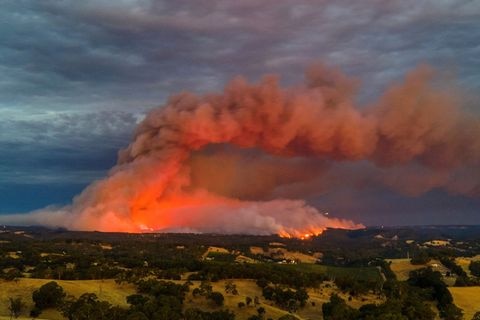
<box><xmin>0</xmin><ymin>317</ymin><xmax>51</xmax><ymax>320</ymax></box>
<box><xmin>183</xmin><ymin>279</ymin><xmax>383</xmax><ymax>320</ymax></box>
<box><xmin>387</xmin><ymin>258</ymin><xmax>428</xmax><ymax>281</ymax></box>
<box><xmin>202</xmin><ymin>246</ymin><xmax>230</xmax><ymax>259</ymax></box>
<box><xmin>0</xmin><ymin>279</ymin><xmax>135</xmax><ymax>320</ymax></box>
<box><xmin>423</xmin><ymin>240</ymin><xmax>450</xmax><ymax>247</ymax></box>
<box><xmin>449</xmin><ymin>286</ymin><xmax>480</xmax><ymax>320</ymax></box>
<box><xmin>269</xmin><ymin>242</ymin><xmax>286</xmax><ymax>247</ymax></box>
<box><xmin>40</xmin><ymin>253</ymin><xmax>64</xmax><ymax>258</ymax></box>
<box><xmin>100</xmin><ymin>244</ymin><xmax>113</xmax><ymax>250</ymax></box>
<box><xmin>279</xmin><ymin>250</ymin><xmax>318</xmax><ymax>264</ymax></box>
<box><xmin>302</xmin><ymin>281</ymin><xmax>383</xmax><ymax>320</ymax></box>
<box><xmin>249</xmin><ymin>247</ymin><xmax>318</xmax><ymax>263</ymax></box>
<box><xmin>455</xmin><ymin>255</ymin><xmax>480</xmax><ymax>277</ymax></box>
<box><xmin>235</xmin><ymin>255</ymin><xmax>258</xmax><ymax>264</ymax></box>
<box><xmin>387</xmin><ymin>258</ymin><xmax>450</xmax><ymax>284</ymax></box>
<box><xmin>0</xmin><ymin>277</ymin><xmax>382</xmax><ymax>320</ymax></box>
<box><xmin>250</xmin><ymin>246</ymin><xmax>264</xmax><ymax>255</ymax></box>
<box><xmin>182</xmin><ymin>279</ymin><xmax>293</xmax><ymax>320</ymax></box>
<box><xmin>7</xmin><ymin>252</ymin><xmax>20</xmax><ymax>259</ymax></box>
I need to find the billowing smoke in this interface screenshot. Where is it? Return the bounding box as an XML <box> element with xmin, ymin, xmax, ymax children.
<box><xmin>3</xmin><ymin>64</ymin><xmax>479</xmax><ymax>237</ymax></box>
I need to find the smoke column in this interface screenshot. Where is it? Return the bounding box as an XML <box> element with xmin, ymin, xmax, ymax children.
<box><xmin>3</xmin><ymin>64</ymin><xmax>479</xmax><ymax>237</ymax></box>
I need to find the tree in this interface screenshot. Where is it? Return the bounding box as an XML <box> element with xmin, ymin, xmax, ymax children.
<box><xmin>257</xmin><ymin>307</ymin><xmax>266</xmax><ymax>317</ymax></box>
<box><xmin>60</xmin><ymin>293</ymin><xmax>124</xmax><ymax>320</ymax></box>
<box><xmin>126</xmin><ymin>294</ymin><xmax>148</xmax><ymax>307</ymax></box>
<box><xmin>261</xmin><ymin>285</ymin><xmax>308</xmax><ymax>310</ymax></box>
<box><xmin>208</xmin><ymin>291</ymin><xmax>224</xmax><ymax>306</ymax></box>
<box><xmin>469</xmin><ymin>261</ymin><xmax>480</xmax><ymax>277</ymax></box>
<box><xmin>246</xmin><ymin>296</ymin><xmax>252</xmax><ymax>306</ymax></box>
<box><xmin>199</xmin><ymin>281</ymin><xmax>213</xmax><ymax>296</ymax></box>
<box><xmin>32</xmin><ymin>281</ymin><xmax>66</xmax><ymax>310</ymax></box>
<box><xmin>225</xmin><ymin>280</ymin><xmax>238</xmax><ymax>295</ymax></box>
<box><xmin>184</xmin><ymin>308</ymin><xmax>235</xmax><ymax>320</ymax></box>
<box><xmin>287</xmin><ymin>299</ymin><xmax>298</xmax><ymax>313</ymax></box>
<box><xmin>441</xmin><ymin>303</ymin><xmax>463</xmax><ymax>320</ymax></box>
<box><xmin>192</xmin><ymin>288</ymin><xmax>201</xmax><ymax>297</ymax></box>
<box><xmin>256</xmin><ymin>278</ymin><xmax>269</xmax><ymax>289</ymax></box>
<box><xmin>126</xmin><ymin>312</ymin><xmax>149</xmax><ymax>320</ymax></box>
<box><xmin>238</xmin><ymin>302</ymin><xmax>246</xmax><ymax>308</ymax></box>
<box><xmin>472</xmin><ymin>311</ymin><xmax>480</xmax><ymax>320</ymax></box>
<box><xmin>454</xmin><ymin>276</ymin><xmax>470</xmax><ymax>287</ymax></box>
<box><xmin>184</xmin><ymin>308</ymin><xmax>204</xmax><ymax>320</ymax></box>
<box><xmin>3</xmin><ymin>269</ymin><xmax>22</xmax><ymax>282</ymax></box>
<box><xmin>294</xmin><ymin>288</ymin><xmax>308</xmax><ymax>307</ymax></box>
<box><xmin>8</xmin><ymin>297</ymin><xmax>24</xmax><ymax>319</ymax></box>
<box><xmin>410</xmin><ymin>251</ymin><xmax>430</xmax><ymax>265</ymax></box>
<box><xmin>278</xmin><ymin>315</ymin><xmax>299</xmax><ymax>320</ymax></box>
<box><xmin>322</xmin><ymin>294</ymin><xmax>359</xmax><ymax>320</ymax></box>
<box><xmin>30</xmin><ymin>307</ymin><xmax>41</xmax><ymax>319</ymax></box>
<box><xmin>407</xmin><ymin>267</ymin><xmax>462</xmax><ymax>319</ymax></box>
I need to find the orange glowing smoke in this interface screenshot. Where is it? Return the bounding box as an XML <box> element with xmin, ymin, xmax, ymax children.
<box><xmin>3</xmin><ymin>63</ymin><xmax>479</xmax><ymax>237</ymax></box>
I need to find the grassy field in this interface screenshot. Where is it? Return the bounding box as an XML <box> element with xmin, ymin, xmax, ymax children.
<box><xmin>185</xmin><ymin>279</ymin><xmax>383</xmax><ymax>320</ymax></box>
<box><xmin>185</xmin><ymin>279</ymin><xmax>294</xmax><ymax>320</ymax></box>
<box><xmin>449</xmin><ymin>287</ymin><xmax>480</xmax><ymax>320</ymax></box>
<box><xmin>0</xmin><ymin>276</ymin><xmax>382</xmax><ymax>320</ymax></box>
<box><xmin>387</xmin><ymin>258</ymin><xmax>430</xmax><ymax>281</ymax></box>
<box><xmin>455</xmin><ymin>255</ymin><xmax>480</xmax><ymax>277</ymax></box>
<box><xmin>0</xmin><ymin>279</ymin><xmax>136</xmax><ymax>320</ymax></box>
<box><xmin>202</xmin><ymin>246</ymin><xmax>231</xmax><ymax>259</ymax></box>
<box><xmin>250</xmin><ymin>247</ymin><xmax>319</xmax><ymax>264</ymax></box>
<box><xmin>0</xmin><ymin>278</ymin><xmax>316</xmax><ymax>320</ymax></box>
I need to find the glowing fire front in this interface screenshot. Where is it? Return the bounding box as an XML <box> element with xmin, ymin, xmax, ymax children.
<box><xmin>72</xmin><ymin>188</ymin><xmax>361</xmax><ymax>237</ymax></box>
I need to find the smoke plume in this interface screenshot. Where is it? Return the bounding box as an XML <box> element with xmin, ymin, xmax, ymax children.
<box><xmin>3</xmin><ymin>64</ymin><xmax>479</xmax><ymax>237</ymax></box>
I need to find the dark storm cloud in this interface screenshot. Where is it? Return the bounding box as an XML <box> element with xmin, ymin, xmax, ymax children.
<box><xmin>0</xmin><ymin>110</ymin><xmax>137</xmax><ymax>184</ymax></box>
<box><xmin>3</xmin><ymin>0</ymin><xmax>480</xmax><ymax>108</ymax></box>
<box><xmin>1</xmin><ymin>0</ymin><xmax>479</xmax><ymax>221</ymax></box>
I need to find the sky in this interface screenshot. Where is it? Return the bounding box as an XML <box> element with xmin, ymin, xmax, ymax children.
<box><xmin>1</xmin><ymin>0</ymin><xmax>479</xmax><ymax>226</ymax></box>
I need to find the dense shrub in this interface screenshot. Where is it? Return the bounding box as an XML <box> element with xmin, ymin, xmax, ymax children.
<box><xmin>469</xmin><ymin>261</ymin><xmax>480</xmax><ymax>277</ymax></box>
<box><xmin>208</xmin><ymin>292</ymin><xmax>225</xmax><ymax>306</ymax></box>
<box><xmin>32</xmin><ymin>281</ymin><xmax>66</xmax><ymax>310</ymax></box>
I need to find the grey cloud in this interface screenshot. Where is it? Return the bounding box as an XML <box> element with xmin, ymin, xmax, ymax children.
<box><xmin>0</xmin><ymin>110</ymin><xmax>138</xmax><ymax>184</ymax></box>
<box><xmin>2</xmin><ymin>0</ymin><xmax>479</xmax><ymax>111</ymax></box>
